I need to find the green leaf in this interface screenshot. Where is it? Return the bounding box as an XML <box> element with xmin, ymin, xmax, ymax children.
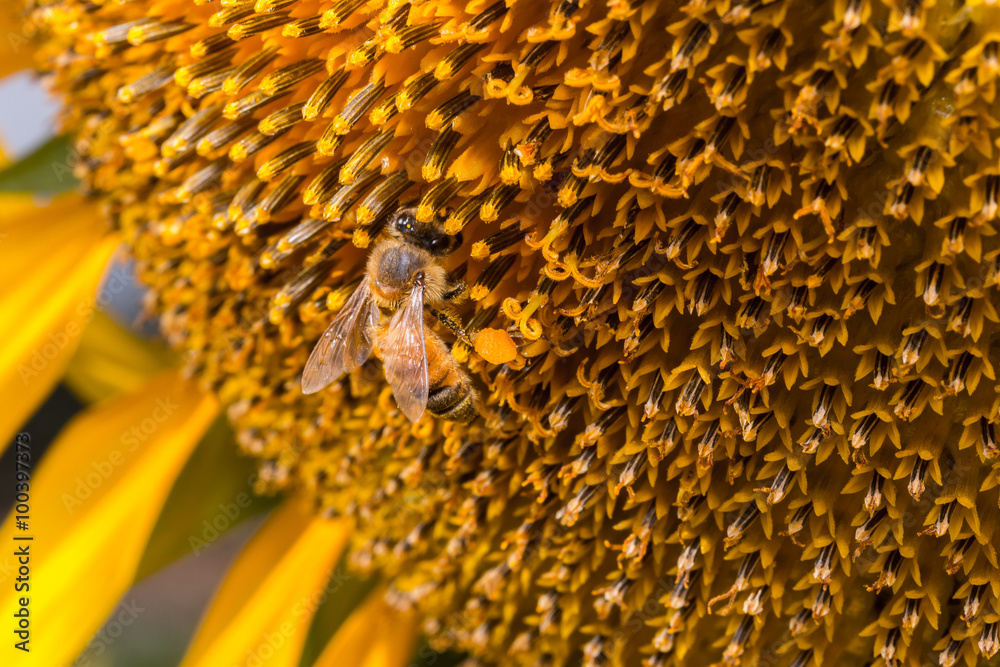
<box><xmin>409</xmin><ymin>647</ymin><xmax>467</xmax><ymax>667</ymax></box>
<box><xmin>0</xmin><ymin>135</ymin><xmax>79</xmax><ymax>194</ymax></box>
<box><xmin>134</xmin><ymin>415</ymin><xmax>280</xmax><ymax>580</ymax></box>
<box><xmin>297</xmin><ymin>558</ymin><xmax>380</xmax><ymax>667</ymax></box>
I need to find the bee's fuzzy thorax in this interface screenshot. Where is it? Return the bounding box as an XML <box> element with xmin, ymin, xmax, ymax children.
<box><xmin>367</xmin><ymin>240</ymin><xmax>450</xmax><ymax>309</ymax></box>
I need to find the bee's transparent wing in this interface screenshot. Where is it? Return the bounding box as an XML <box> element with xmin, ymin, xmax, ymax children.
<box><xmin>381</xmin><ymin>282</ymin><xmax>430</xmax><ymax>422</ymax></box>
<box><xmin>301</xmin><ymin>277</ymin><xmax>379</xmax><ymax>394</ymax></box>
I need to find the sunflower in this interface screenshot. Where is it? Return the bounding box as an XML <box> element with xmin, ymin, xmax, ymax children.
<box><xmin>4</xmin><ymin>0</ymin><xmax>1000</xmax><ymax>665</ymax></box>
<box><xmin>0</xmin><ymin>184</ymin><xmax>420</xmax><ymax>665</ymax></box>
<box><xmin>0</xmin><ymin>12</ymin><xmax>419</xmax><ymax>667</ymax></box>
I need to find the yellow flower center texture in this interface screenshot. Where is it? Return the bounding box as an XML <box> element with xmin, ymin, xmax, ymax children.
<box><xmin>25</xmin><ymin>0</ymin><xmax>1000</xmax><ymax>664</ymax></box>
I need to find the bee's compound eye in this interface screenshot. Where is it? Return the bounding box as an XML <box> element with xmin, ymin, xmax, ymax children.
<box><xmin>394</xmin><ymin>210</ymin><xmax>416</xmax><ymax>232</ymax></box>
<box><xmin>429</xmin><ymin>236</ymin><xmax>448</xmax><ymax>252</ymax></box>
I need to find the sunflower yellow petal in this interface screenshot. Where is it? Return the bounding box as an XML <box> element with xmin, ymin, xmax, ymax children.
<box><xmin>312</xmin><ymin>588</ymin><xmax>419</xmax><ymax>667</ymax></box>
<box><xmin>64</xmin><ymin>311</ymin><xmax>174</xmax><ymax>404</ymax></box>
<box><xmin>181</xmin><ymin>501</ymin><xmax>349</xmax><ymax>667</ymax></box>
<box><xmin>0</xmin><ymin>370</ymin><xmax>217</xmax><ymax>666</ymax></box>
<box><xmin>0</xmin><ymin>195</ymin><xmax>117</xmax><ymax>446</ymax></box>
<box><xmin>0</xmin><ymin>7</ymin><xmax>34</xmax><ymax>79</ymax></box>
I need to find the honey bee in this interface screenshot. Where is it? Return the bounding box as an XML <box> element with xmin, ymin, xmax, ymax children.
<box><xmin>302</xmin><ymin>206</ymin><xmax>480</xmax><ymax>423</ymax></box>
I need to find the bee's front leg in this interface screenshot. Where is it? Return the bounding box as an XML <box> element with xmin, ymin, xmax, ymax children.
<box><xmin>428</xmin><ymin>306</ymin><xmax>472</xmax><ymax>347</ymax></box>
<box><xmin>441</xmin><ymin>279</ymin><xmax>467</xmax><ymax>303</ymax></box>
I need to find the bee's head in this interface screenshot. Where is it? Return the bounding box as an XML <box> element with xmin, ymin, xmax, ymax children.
<box><xmin>390</xmin><ymin>206</ymin><xmax>463</xmax><ymax>257</ymax></box>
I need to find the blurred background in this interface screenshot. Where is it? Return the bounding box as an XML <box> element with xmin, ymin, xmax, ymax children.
<box><xmin>0</xmin><ymin>68</ymin><xmax>340</xmax><ymax>667</ymax></box>
<box><xmin>0</xmin><ymin>72</ymin><xmax>260</xmax><ymax>667</ymax></box>
<box><xmin>0</xmin><ymin>73</ymin><xmax>58</xmax><ymax>155</ymax></box>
